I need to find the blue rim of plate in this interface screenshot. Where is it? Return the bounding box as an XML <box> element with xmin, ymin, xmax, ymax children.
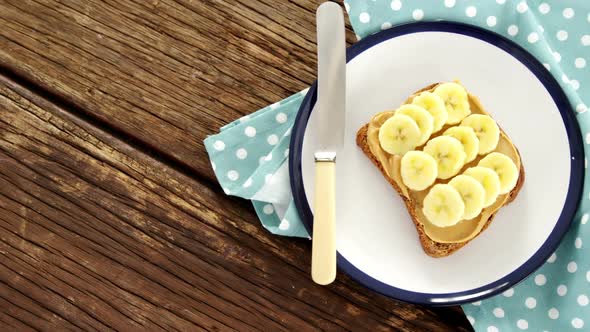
<box><xmin>289</xmin><ymin>22</ymin><xmax>584</xmax><ymax>306</ymax></box>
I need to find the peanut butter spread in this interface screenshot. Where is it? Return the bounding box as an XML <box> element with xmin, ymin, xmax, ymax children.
<box><xmin>367</xmin><ymin>92</ymin><xmax>521</xmax><ymax>243</ymax></box>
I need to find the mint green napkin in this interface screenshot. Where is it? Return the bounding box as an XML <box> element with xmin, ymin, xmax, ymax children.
<box><xmin>205</xmin><ymin>0</ymin><xmax>589</xmax><ymax>330</ymax></box>
<box><xmin>205</xmin><ymin>89</ymin><xmax>310</xmax><ymax>238</ymax></box>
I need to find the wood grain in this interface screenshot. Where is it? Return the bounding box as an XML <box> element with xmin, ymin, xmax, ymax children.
<box><xmin>0</xmin><ymin>76</ymin><xmax>471</xmax><ymax>330</ymax></box>
<box><xmin>0</xmin><ymin>0</ymin><xmax>357</xmax><ymax>180</ymax></box>
<box><xmin>0</xmin><ymin>0</ymin><xmax>473</xmax><ymax>330</ymax></box>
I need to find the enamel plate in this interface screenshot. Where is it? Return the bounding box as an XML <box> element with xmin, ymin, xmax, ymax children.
<box><xmin>289</xmin><ymin>23</ymin><xmax>584</xmax><ymax>305</ymax></box>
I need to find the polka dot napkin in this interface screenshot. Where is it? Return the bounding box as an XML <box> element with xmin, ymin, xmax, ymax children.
<box><xmin>204</xmin><ymin>0</ymin><xmax>589</xmax><ymax>330</ymax></box>
<box><xmin>205</xmin><ymin>89</ymin><xmax>310</xmax><ymax>238</ymax></box>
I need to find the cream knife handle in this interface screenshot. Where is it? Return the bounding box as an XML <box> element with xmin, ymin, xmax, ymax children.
<box><xmin>312</xmin><ymin>153</ymin><xmax>336</xmax><ymax>285</ymax></box>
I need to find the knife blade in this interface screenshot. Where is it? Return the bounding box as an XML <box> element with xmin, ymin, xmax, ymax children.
<box><xmin>311</xmin><ymin>2</ymin><xmax>346</xmax><ymax>286</ymax></box>
<box><xmin>316</xmin><ymin>2</ymin><xmax>346</xmax><ymax>155</ymax></box>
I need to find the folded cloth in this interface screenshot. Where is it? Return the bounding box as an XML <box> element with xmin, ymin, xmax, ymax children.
<box><xmin>204</xmin><ymin>89</ymin><xmax>310</xmax><ymax>238</ymax></box>
<box><xmin>204</xmin><ymin>0</ymin><xmax>589</xmax><ymax>330</ymax></box>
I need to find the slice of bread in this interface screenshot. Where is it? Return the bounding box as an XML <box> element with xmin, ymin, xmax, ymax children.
<box><xmin>356</xmin><ymin>83</ymin><xmax>525</xmax><ymax>257</ymax></box>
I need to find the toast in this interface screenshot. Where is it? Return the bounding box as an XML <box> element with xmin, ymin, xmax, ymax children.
<box><xmin>356</xmin><ymin>83</ymin><xmax>525</xmax><ymax>257</ymax></box>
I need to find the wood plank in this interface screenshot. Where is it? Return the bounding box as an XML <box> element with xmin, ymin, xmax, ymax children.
<box><xmin>0</xmin><ymin>77</ymin><xmax>470</xmax><ymax>330</ymax></box>
<box><xmin>0</xmin><ymin>0</ymin><xmax>357</xmax><ymax>180</ymax></box>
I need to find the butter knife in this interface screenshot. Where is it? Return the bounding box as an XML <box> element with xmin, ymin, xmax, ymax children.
<box><xmin>312</xmin><ymin>2</ymin><xmax>346</xmax><ymax>285</ymax></box>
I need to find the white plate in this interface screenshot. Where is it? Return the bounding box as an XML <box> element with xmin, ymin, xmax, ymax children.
<box><xmin>289</xmin><ymin>23</ymin><xmax>583</xmax><ymax>305</ymax></box>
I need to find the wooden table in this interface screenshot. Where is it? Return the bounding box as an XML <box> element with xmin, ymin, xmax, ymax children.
<box><xmin>0</xmin><ymin>1</ymin><xmax>472</xmax><ymax>330</ymax></box>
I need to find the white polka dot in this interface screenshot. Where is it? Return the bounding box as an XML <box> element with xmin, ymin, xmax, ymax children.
<box><xmin>213</xmin><ymin>140</ymin><xmax>225</xmax><ymax>151</ymax></box>
<box><xmin>578</xmin><ymin>294</ymin><xmax>589</xmax><ymax>306</ymax></box>
<box><xmin>534</xmin><ymin>274</ymin><xmax>546</xmax><ymax>285</ymax></box>
<box><xmin>516</xmin><ymin>1</ymin><xmax>528</xmax><ymax>13</ymax></box>
<box><xmin>575</xmin><ymin>58</ymin><xmax>587</xmax><ymax>68</ymax></box>
<box><xmin>264</xmin><ymin>153</ymin><xmax>272</xmax><ymax>161</ymax></box>
<box><xmin>588</xmin><ymin>12</ymin><xmax>590</xmax><ymax>22</ymax></box>
<box><xmin>444</xmin><ymin>0</ymin><xmax>455</xmax><ymax>8</ymax></box>
<box><xmin>583</xmin><ymin>35</ymin><xmax>590</xmax><ymax>46</ymax></box>
<box><xmin>344</xmin><ymin>2</ymin><xmax>350</xmax><ymax>13</ymax></box>
<box><xmin>284</xmin><ymin>148</ymin><xmax>289</xmax><ymax>157</ymax></box>
<box><xmin>553</xmin><ymin>52</ymin><xmax>562</xmax><ymax>62</ymax></box>
<box><xmin>466</xmin><ymin>315</ymin><xmax>475</xmax><ymax>325</ymax></box>
<box><xmin>543</xmin><ymin>63</ymin><xmax>551</xmax><ymax>71</ymax></box>
<box><xmin>587</xmin><ymin>271</ymin><xmax>590</xmax><ymax>282</ymax></box>
<box><xmin>528</xmin><ymin>32</ymin><xmax>539</xmax><ymax>43</ymax></box>
<box><xmin>276</xmin><ymin>112</ymin><xmax>287</xmax><ymax>124</ymax></box>
<box><xmin>562</xmin><ymin>73</ymin><xmax>570</xmax><ymax>83</ymax></box>
<box><xmin>227</xmin><ymin>170</ymin><xmax>239</xmax><ymax>181</ymax></box>
<box><xmin>582</xmin><ymin>213</ymin><xmax>589</xmax><ymax>223</ymax></box>
<box><xmin>390</xmin><ymin>0</ymin><xmax>402</xmax><ymax>11</ymax></box>
<box><xmin>359</xmin><ymin>12</ymin><xmax>370</xmax><ymax>24</ymax></box>
<box><xmin>466</xmin><ymin>6</ymin><xmax>477</xmax><ymax>17</ymax></box>
<box><xmin>245</xmin><ymin>126</ymin><xmax>256</xmax><ymax>137</ymax></box>
<box><xmin>278</xmin><ymin>219</ymin><xmax>290</xmax><ymax>230</ymax></box>
<box><xmin>236</xmin><ymin>148</ymin><xmax>248</xmax><ymax>159</ymax></box>
<box><xmin>487</xmin><ymin>326</ymin><xmax>499</xmax><ymax>332</ymax></box>
<box><xmin>568</xmin><ymin>261</ymin><xmax>578</xmax><ymax>273</ymax></box>
<box><xmin>211</xmin><ymin>161</ymin><xmax>216</xmax><ymax>171</ymax></box>
<box><xmin>538</xmin><ymin>3</ymin><xmax>550</xmax><ymax>14</ymax></box>
<box><xmin>525</xmin><ymin>297</ymin><xmax>536</xmax><ymax>309</ymax></box>
<box><xmin>239</xmin><ymin>115</ymin><xmax>250</xmax><ymax>123</ymax></box>
<box><xmin>486</xmin><ymin>16</ymin><xmax>497</xmax><ymax>27</ymax></box>
<box><xmin>563</xmin><ymin>8</ymin><xmax>575</xmax><ymax>19</ymax></box>
<box><xmin>572</xmin><ymin>318</ymin><xmax>584</xmax><ymax>329</ymax></box>
<box><xmin>259</xmin><ymin>156</ymin><xmax>266</xmax><ymax>165</ymax></box>
<box><xmin>496</xmin><ymin>0</ymin><xmax>505</xmax><ymax>4</ymax></box>
<box><xmin>412</xmin><ymin>9</ymin><xmax>424</xmax><ymax>21</ymax></box>
<box><xmin>493</xmin><ymin>307</ymin><xmax>505</xmax><ymax>318</ymax></box>
<box><xmin>265</xmin><ymin>174</ymin><xmax>272</xmax><ymax>184</ymax></box>
<box><xmin>267</xmin><ymin>134</ymin><xmax>279</xmax><ymax>145</ymax></box>
<box><xmin>571</xmin><ymin>80</ymin><xmax>580</xmax><ymax>90</ymax></box>
<box><xmin>222</xmin><ymin>187</ymin><xmax>231</xmax><ymax>195</ymax></box>
<box><xmin>508</xmin><ymin>25</ymin><xmax>519</xmax><ymax>36</ymax></box>
<box><xmin>548</xmin><ymin>308</ymin><xmax>559</xmax><ymax>319</ymax></box>
<box><xmin>547</xmin><ymin>252</ymin><xmax>557</xmax><ymax>263</ymax></box>
<box><xmin>269</xmin><ymin>102</ymin><xmax>280</xmax><ymax>110</ymax></box>
<box><xmin>517</xmin><ymin>319</ymin><xmax>528</xmax><ymax>330</ymax></box>
<box><xmin>503</xmin><ymin>288</ymin><xmax>515</xmax><ymax>297</ymax></box>
<box><xmin>557</xmin><ymin>284</ymin><xmax>568</xmax><ymax>296</ymax></box>
<box><xmin>381</xmin><ymin>22</ymin><xmax>392</xmax><ymax>30</ymax></box>
<box><xmin>557</xmin><ymin>30</ymin><xmax>568</xmax><ymax>41</ymax></box>
<box><xmin>242</xmin><ymin>178</ymin><xmax>252</xmax><ymax>188</ymax></box>
<box><xmin>263</xmin><ymin>204</ymin><xmax>274</xmax><ymax>215</ymax></box>
<box><xmin>472</xmin><ymin>301</ymin><xmax>481</xmax><ymax>306</ymax></box>
<box><xmin>575</xmin><ymin>237</ymin><xmax>583</xmax><ymax>248</ymax></box>
<box><xmin>355</xmin><ymin>34</ymin><xmax>361</xmax><ymax>41</ymax></box>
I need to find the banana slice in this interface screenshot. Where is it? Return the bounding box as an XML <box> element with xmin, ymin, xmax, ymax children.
<box><xmin>412</xmin><ymin>92</ymin><xmax>448</xmax><ymax>133</ymax></box>
<box><xmin>449</xmin><ymin>174</ymin><xmax>486</xmax><ymax>220</ymax></box>
<box><xmin>433</xmin><ymin>82</ymin><xmax>471</xmax><ymax>124</ymax></box>
<box><xmin>423</xmin><ymin>136</ymin><xmax>466</xmax><ymax>179</ymax></box>
<box><xmin>422</xmin><ymin>184</ymin><xmax>465</xmax><ymax>227</ymax></box>
<box><xmin>478</xmin><ymin>152</ymin><xmax>519</xmax><ymax>194</ymax></box>
<box><xmin>464</xmin><ymin>166</ymin><xmax>501</xmax><ymax>207</ymax></box>
<box><xmin>461</xmin><ymin>114</ymin><xmax>500</xmax><ymax>154</ymax></box>
<box><xmin>396</xmin><ymin>105</ymin><xmax>434</xmax><ymax>145</ymax></box>
<box><xmin>443</xmin><ymin>126</ymin><xmax>480</xmax><ymax>163</ymax></box>
<box><xmin>400</xmin><ymin>151</ymin><xmax>438</xmax><ymax>191</ymax></box>
<box><xmin>378</xmin><ymin>114</ymin><xmax>421</xmax><ymax>155</ymax></box>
